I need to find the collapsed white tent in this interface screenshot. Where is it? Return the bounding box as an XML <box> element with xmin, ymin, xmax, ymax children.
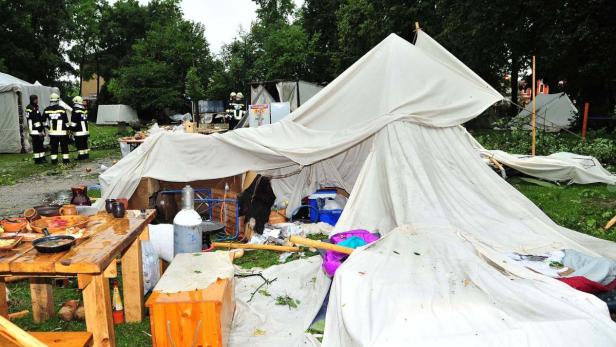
<box><xmin>513</xmin><ymin>92</ymin><xmax>578</xmax><ymax>132</ymax></box>
<box><xmin>466</xmin><ymin>132</ymin><xmax>616</xmax><ymax>185</ymax></box>
<box><xmin>99</xmin><ymin>30</ymin><xmax>616</xmax><ymax>345</ymax></box>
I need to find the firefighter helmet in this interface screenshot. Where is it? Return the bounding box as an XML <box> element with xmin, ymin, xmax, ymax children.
<box><xmin>49</xmin><ymin>93</ymin><xmax>60</xmax><ymax>102</ymax></box>
<box><xmin>72</xmin><ymin>95</ymin><xmax>83</xmax><ymax>105</ymax></box>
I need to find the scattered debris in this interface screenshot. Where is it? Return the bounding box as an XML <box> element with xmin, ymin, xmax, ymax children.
<box><xmin>275</xmin><ymin>295</ymin><xmax>300</xmax><ymax>309</ymax></box>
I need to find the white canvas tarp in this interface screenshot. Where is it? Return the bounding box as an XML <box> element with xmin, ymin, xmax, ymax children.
<box><xmin>96</xmin><ymin>104</ymin><xmax>138</xmax><ymax>125</ymax></box>
<box><xmin>99</xmin><ymin>31</ymin><xmax>616</xmax><ymax>345</ymax></box>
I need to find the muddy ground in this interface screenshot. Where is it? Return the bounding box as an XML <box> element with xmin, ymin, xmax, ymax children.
<box><xmin>0</xmin><ymin>157</ymin><xmax>115</xmax><ymax>217</ymax></box>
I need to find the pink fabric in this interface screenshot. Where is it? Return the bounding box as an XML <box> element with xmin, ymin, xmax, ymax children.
<box><xmin>323</xmin><ymin>230</ymin><xmax>380</xmax><ymax>277</ymax></box>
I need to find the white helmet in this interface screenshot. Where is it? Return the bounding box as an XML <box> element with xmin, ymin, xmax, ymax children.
<box><xmin>49</xmin><ymin>93</ymin><xmax>60</xmax><ymax>104</ymax></box>
<box><xmin>230</xmin><ymin>92</ymin><xmax>237</xmax><ymax>99</ymax></box>
<box><xmin>72</xmin><ymin>95</ymin><xmax>84</xmax><ymax>105</ymax></box>
<box><xmin>236</xmin><ymin>92</ymin><xmax>244</xmax><ymax>100</ymax></box>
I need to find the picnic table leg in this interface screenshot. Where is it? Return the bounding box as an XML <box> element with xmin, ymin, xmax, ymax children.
<box><xmin>82</xmin><ymin>273</ymin><xmax>115</xmax><ymax>347</ymax></box>
<box><xmin>30</xmin><ymin>278</ymin><xmax>54</xmax><ymax>323</ymax></box>
<box><xmin>0</xmin><ymin>277</ymin><xmax>7</xmax><ymax>318</ymax></box>
<box><xmin>122</xmin><ymin>234</ymin><xmax>144</xmax><ymax>322</ymax></box>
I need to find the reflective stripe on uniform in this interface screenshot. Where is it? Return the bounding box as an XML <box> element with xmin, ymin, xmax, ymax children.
<box><xmin>74</xmin><ymin>131</ymin><xmax>89</xmax><ymax>136</ymax></box>
<box><xmin>69</xmin><ymin>122</ymin><xmax>77</xmax><ymax>127</ymax></box>
<box><xmin>30</xmin><ymin>130</ymin><xmax>40</xmax><ymax>135</ymax></box>
<box><xmin>39</xmin><ymin>152</ymin><xmax>46</xmax><ymax>158</ymax></box>
<box><xmin>49</xmin><ymin>130</ymin><xmax>67</xmax><ymax>136</ymax></box>
<box><xmin>50</xmin><ymin>154</ymin><xmax>58</xmax><ymax>159</ymax></box>
<box><xmin>33</xmin><ymin>153</ymin><xmax>40</xmax><ymax>158</ymax></box>
<box><xmin>44</xmin><ymin>110</ymin><xmax>66</xmax><ymax>114</ymax></box>
<box><xmin>62</xmin><ymin>154</ymin><xmax>70</xmax><ymax>159</ymax></box>
<box><xmin>78</xmin><ymin>150</ymin><xmax>87</xmax><ymax>155</ymax></box>
<box><xmin>34</xmin><ymin>122</ymin><xmax>41</xmax><ymax>127</ymax></box>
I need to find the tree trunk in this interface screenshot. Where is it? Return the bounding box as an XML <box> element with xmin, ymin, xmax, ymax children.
<box><xmin>510</xmin><ymin>55</ymin><xmax>519</xmax><ymax>117</ymax></box>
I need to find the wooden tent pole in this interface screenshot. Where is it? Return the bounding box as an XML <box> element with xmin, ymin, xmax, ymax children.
<box><xmin>415</xmin><ymin>22</ymin><xmax>420</xmax><ymax>31</ymax></box>
<box><xmin>531</xmin><ymin>56</ymin><xmax>537</xmax><ymax>156</ymax></box>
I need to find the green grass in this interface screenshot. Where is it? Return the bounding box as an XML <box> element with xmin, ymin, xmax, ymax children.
<box><xmin>8</xmin><ymin>277</ymin><xmax>151</xmax><ymax>347</ymax></box>
<box><xmin>0</xmin><ymin>124</ymin><xmax>120</xmax><ymax>186</ymax></box>
<box><xmin>510</xmin><ymin>177</ymin><xmax>616</xmax><ymax>241</ymax></box>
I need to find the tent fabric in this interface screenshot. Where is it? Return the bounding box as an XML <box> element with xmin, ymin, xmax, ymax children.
<box><xmin>0</xmin><ymin>73</ymin><xmax>56</xmax><ymax>153</ymax></box>
<box><xmin>466</xmin><ymin>133</ymin><xmax>616</xmax><ymax>184</ymax></box>
<box><xmin>98</xmin><ymin>31</ymin><xmax>616</xmax><ymax>345</ymax></box>
<box><xmin>323</xmin><ymin>226</ymin><xmax>616</xmax><ymax>347</ymax></box>
<box><xmin>0</xmin><ymin>90</ymin><xmax>21</xmax><ymax>153</ymax></box>
<box><xmin>276</xmin><ymin>81</ymin><xmax>299</xmax><ymax>110</ymax></box>
<box><xmin>297</xmin><ymin>81</ymin><xmax>323</xmax><ymax>106</ymax></box>
<box><xmin>96</xmin><ymin>104</ymin><xmax>138</xmax><ymax>124</ymax></box>
<box><xmin>98</xmin><ymin>32</ymin><xmax>502</xmax><ymax>212</ymax></box>
<box><xmin>514</xmin><ymin>93</ymin><xmax>578</xmax><ymax>132</ymax></box>
<box><xmin>250</xmin><ymin>85</ymin><xmax>275</xmax><ymax>105</ymax></box>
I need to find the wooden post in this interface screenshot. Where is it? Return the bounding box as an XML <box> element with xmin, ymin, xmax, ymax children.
<box><xmin>531</xmin><ymin>55</ymin><xmax>537</xmax><ymax>156</ymax></box>
<box><xmin>83</xmin><ymin>274</ymin><xmax>115</xmax><ymax>347</ymax></box>
<box><xmin>582</xmin><ymin>102</ymin><xmax>590</xmax><ymax>141</ymax></box>
<box><xmin>122</xmin><ymin>238</ymin><xmax>144</xmax><ymax>322</ymax></box>
<box><xmin>0</xmin><ymin>278</ymin><xmax>7</xmax><ymax>318</ymax></box>
<box><xmin>415</xmin><ymin>22</ymin><xmax>420</xmax><ymax>31</ymax></box>
<box><xmin>30</xmin><ymin>278</ymin><xmax>54</xmax><ymax>323</ymax></box>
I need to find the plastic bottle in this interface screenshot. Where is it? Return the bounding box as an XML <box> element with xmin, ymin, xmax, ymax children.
<box><xmin>173</xmin><ymin>185</ymin><xmax>203</xmax><ymax>255</ymax></box>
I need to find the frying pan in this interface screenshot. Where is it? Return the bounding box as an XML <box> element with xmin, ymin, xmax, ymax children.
<box><xmin>33</xmin><ymin>228</ymin><xmax>76</xmax><ymax>253</ymax></box>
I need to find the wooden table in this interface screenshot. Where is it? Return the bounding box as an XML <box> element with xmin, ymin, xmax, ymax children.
<box><xmin>0</xmin><ymin>210</ymin><xmax>156</xmax><ymax>347</ymax></box>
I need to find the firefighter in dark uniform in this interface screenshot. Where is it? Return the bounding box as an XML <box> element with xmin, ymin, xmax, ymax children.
<box><xmin>24</xmin><ymin>95</ymin><xmax>46</xmax><ymax>164</ymax></box>
<box><xmin>44</xmin><ymin>93</ymin><xmax>70</xmax><ymax>164</ymax></box>
<box><xmin>71</xmin><ymin>96</ymin><xmax>89</xmax><ymax>160</ymax></box>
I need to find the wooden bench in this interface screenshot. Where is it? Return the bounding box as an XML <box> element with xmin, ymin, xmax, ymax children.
<box><xmin>0</xmin><ymin>315</ymin><xmax>92</xmax><ymax>347</ymax></box>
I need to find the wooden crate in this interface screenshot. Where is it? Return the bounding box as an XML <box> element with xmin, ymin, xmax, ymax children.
<box><xmin>146</xmin><ymin>252</ymin><xmax>235</xmax><ymax>347</ymax></box>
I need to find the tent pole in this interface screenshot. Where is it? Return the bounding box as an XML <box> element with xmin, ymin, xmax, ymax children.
<box><xmin>415</xmin><ymin>22</ymin><xmax>420</xmax><ymax>31</ymax></box>
<box><xmin>531</xmin><ymin>55</ymin><xmax>536</xmax><ymax>156</ymax></box>
<box><xmin>582</xmin><ymin>102</ymin><xmax>590</xmax><ymax>141</ymax></box>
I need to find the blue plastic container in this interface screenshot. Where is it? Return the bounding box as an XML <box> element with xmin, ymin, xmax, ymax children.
<box><xmin>307</xmin><ymin>189</ymin><xmax>343</xmax><ymax>226</ymax></box>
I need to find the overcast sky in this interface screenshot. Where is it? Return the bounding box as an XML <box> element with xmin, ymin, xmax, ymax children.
<box><xmin>130</xmin><ymin>0</ymin><xmax>304</xmax><ymax>54</ymax></box>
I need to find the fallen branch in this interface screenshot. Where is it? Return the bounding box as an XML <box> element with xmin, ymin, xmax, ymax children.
<box><xmin>212</xmin><ymin>242</ymin><xmax>299</xmax><ymax>252</ymax></box>
<box><xmin>235</xmin><ymin>272</ymin><xmax>277</xmax><ymax>303</ymax></box>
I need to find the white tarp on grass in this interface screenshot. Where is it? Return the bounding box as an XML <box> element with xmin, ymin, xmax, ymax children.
<box><xmin>98</xmin><ymin>30</ymin><xmax>616</xmax><ymax>345</ymax></box>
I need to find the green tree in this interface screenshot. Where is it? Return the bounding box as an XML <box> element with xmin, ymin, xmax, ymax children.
<box><xmin>108</xmin><ymin>19</ymin><xmax>214</xmax><ymax>118</ymax></box>
<box><xmin>0</xmin><ymin>0</ymin><xmax>72</xmax><ymax>83</ymax></box>
<box><xmin>185</xmin><ymin>66</ymin><xmax>206</xmax><ymax>103</ymax></box>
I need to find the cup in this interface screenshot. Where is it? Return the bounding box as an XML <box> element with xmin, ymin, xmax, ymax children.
<box><xmin>105</xmin><ymin>199</ymin><xmax>117</xmax><ymax>214</ymax></box>
<box><xmin>23</xmin><ymin>208</ymin><xmax>40</xmax><ymax>222</ymax></box>
<box><xmin>59</xmin><ymin>204</ymin><xmax>78</xmax><ymax>216</ymax></box>
<box><xmin>111</xmin><ymin>202</ymin><xmax>126</xmax><ymax>218</ymax></box>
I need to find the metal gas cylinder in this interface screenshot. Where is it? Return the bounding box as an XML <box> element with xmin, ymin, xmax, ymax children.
<box><xmin>173</xmin><ymin>185</ymin><xmax>203</xmax><ymax>255</ymax></box>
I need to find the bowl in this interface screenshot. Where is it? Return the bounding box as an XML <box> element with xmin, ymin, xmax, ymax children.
<box><xmin>0</xmin><ymin>218</ymin><xmax>27</xmax><ymax>233</ymax></box>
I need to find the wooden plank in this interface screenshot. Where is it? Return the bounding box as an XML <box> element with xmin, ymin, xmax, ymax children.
<box><xmin>0</xmin><ymin>315</ymin><xmax>47</xmax><ymax>347</ymax></box>
<box><xmin>77</xmin><ymin>274</ymin><xmax>93</xmax><ymax>290</ymax></box>
<box><xmin>11</xmin><ymin>248</ymin><xmax>67</xmax><ymax>274</ymax></box>
<box><xmin>121</xmin><ymin>238</ymin><xmax>144</xmax><ymax>322</ymax></box>
<box><xmin>30</xmin><ymin>278</ymin><xmax>54</xmax><ymax>323</ymax></box>
<box><xmin>212</xmin><ymin>242</ymin><xmax>300</xmax><ymax>252</ymax></box>
<box><xmin>55</xmin><ymin>210</ymin><xmax>156</xmax><ymax>274</ymax></box>
<box><xmin>0</xmin><ymin>243</ymin><xmax>34</xmax><ymax>273</ymax></box>
<box><xmin>103</xmin><ymin>259</ymin><xmax>117</xmax><ymax>278</ymax></box>
<box><xmin>29</xmin><ymin>332</ymin><xmax>93</xmax><ymax>347</ymax></box>
<box><xmin>0</xmin><ymin>277</ymin><xmax>7</xmax><ymax>318</ymax></box>
<box><xmin>82</xmin><ymin>273</ymin><xmax>115</xmax><ymax>347</ymax></box>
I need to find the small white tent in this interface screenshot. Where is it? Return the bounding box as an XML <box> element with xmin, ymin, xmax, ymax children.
<box><xmin>250</xmin><ymin>80</ymin><xmax>323</xmax><ymax>111</ymax></box>
<box><xmin>514</xmin><ymin>92</ymin><xmax>578</xmax><ymax>132</ymax></box>
<box><xmin>99</xmin><ymin>31</ymin><xmax>616</xmax><ymax>346</ymax></box>
<box><xmin>96</xmin><ymin>104</ymin><xmax>139</xmax><ymax>125</ymax></box>
<box><xmin>0</xmin><ymin>73</ymin><xmax>52</xmax><ymax>153</ymax></box>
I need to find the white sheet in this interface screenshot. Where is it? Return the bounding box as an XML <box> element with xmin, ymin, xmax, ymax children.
<box><xmin>230</xmin><ymin>256</ymin><xmax>330</xmax><ymax>347</ymax></box>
